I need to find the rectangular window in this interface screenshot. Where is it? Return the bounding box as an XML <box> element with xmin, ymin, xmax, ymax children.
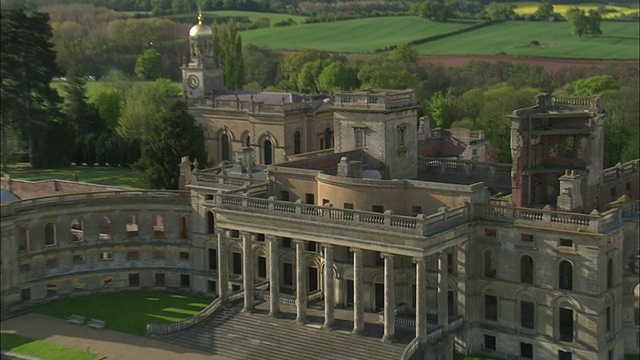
<box><xmin>127</xmin><ymin>251</ymin><xmax>140</xmax><ymax>259</ymax></box>
<box><xmin>520</xmin><ymin>343</ymin><xmax>533</xmax><ymax>359</ymax></box>
<box><xmin>101</xmin><ymin>252</ymin><xmax>113</xmax><ymax>261</ymax></box>
<box><xmin>206</xmin><ymin>194</ymin><xmax>214</xmax><ymax>201</ymax></box>
<box><xmin>559</xmin><ymin>238</ymin><xmax>573</xmax><ymax>247</ymax></box>
<box><xmin>284</xmin><ymin>263</ymin><xmax>293</xmax><ymax>286</ymax></box>
<box><xmin>232</xmin><ymin>252</ymin><xmax>242</xmax><ymax>275</ymax></box>
<box><xmin>258</xmin><ymin>256</ymin><xmax>267</xmax><ymax>278</ymax></box>
<box><xmin>606</xmin><ymin>306</ymin><xmax>611</xmax><ymax>332</ymax></box>
<box><xmin>447</xmin><ymin>252</ymin><xmax>454</xmax><ymax>274</ymax></box>
<box><xmin>485</xmin><ymin>295</ymin><xmax>497</xmax><ymax>321</ymax></box>
<box><xmin>180</xmin><ymin>251</ymin><xmax>190</xmax><ymax>260</ymax></box>
<box><xmin>485</xmin><ymin>228</ymin><xmax>497</xmax><ymax>237</ymax></box>
<box><xmin>305</xmin><ymin>193</ymin><xmax>315</xmax><ymax>205</ymax></box>
<box><xmin>412</xmin><ymin>206</ymin><xmax>423</xmax><ymax>216</ymax></box>
<box><xmin>256</xmin><ymin>234</ymin><xmax>265</xmax><ymax>242</ymax></box>
<box><xmin>282</xmin><ymin>237</ymin><xmax>292</xmax><ymax>249</ymax></box>
<box><xmin>344</xmin><ymin>203</ymin><xmax>354</xmax><ymax>210</ymax></box>
<box><xmin>155</xmin><ymin>273</ymin><xmax>166</xmax><ymax>286</ymax></box>
<box><xmin>371</xmin><ymin>205</ymin><xmax>384</xmax><ymax>213</ymax></box>
<box><xmin>72</xmin><ymin>255</ymin><xmax>85</xmax><ymax>264</ymax></box>
<box><xmin>521</xmin><ymin>233</ymin><xmax>533</xmax><ymax>242</ymax></box>
<box><xmin>128</xmin><ymin>273</ymin><xmax>140</xmax><ymax>286</ymax></box>
<box><xmin>208</xmin><ymin>248</ymin><xmax>217</xmax><ymax>270</ymax></box>
<box><xmin>153</xmin><ymin>251</ymin><xmax>165</xmax><ymax>259</ymax></box>
<box><xmin>558</xmin><ymin>350</ymin><xmax>572</xmax><ymax>360</ymax></box>
<box><xmin>483</xmin><ymin>334</ymin><xmax>496</xmax><ymax>350</ymax></box>
<box><xmin>355</xmin><ymin>128</ymin><xmax>365</xmax><ymax>148</ymax></box>
<box><xmin>280</xmin><ymin>191</ymin><xmax>290</xmax><ymax>201</ymax></box>
<box><xmin>559</xmin><ymin>308</ymin><xmax>574</xmax><ymax>342</ymax></box>
<box><xmin>397</xmin><ymin>125</ymin><xmax>406</xmax><ymax>147</ymax></box>
<box><xmin>21</xmin><ymin>288</ymin><xmax>31</xmax><ymax>301</ymax></box>
<box><xmin>307</xmin><ymin>241</ymin><xmax>318</xmax><ymax>252</ymax></box>
<box><xmin>521</xmin><ymin>301</ymin><xmax>534</xmax><ymax>329</ymax></box>
<box><xmin>180</xmin><ymin>274</ymin><xmax>190</xmax><ymax>288</ymax></box>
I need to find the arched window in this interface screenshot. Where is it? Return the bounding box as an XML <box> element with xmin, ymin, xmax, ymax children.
<box><xmin>606</xmin><ymin>258</ymin><xmax>613</xmax><ymax>288</ymax></box>
<box><xmin>126</xmin><ymin>215</ymin><xmax>138</xmax><ymax>238</ymax></box>
<box><xmin>99</xmin><ymin>216</ymin><xmax>111</xmax><ymax>240</ymax></box>
<box><xmin>324</xmin><ymin>128</ymin><xmax>333</xmax><ymax>149</ymax></box>
<box><xmin>294</xmin><ymin>131</ymin><xmax>301</xmax><ymax>154</ymax></box>
<box><xmin>70</xmin><ymin>219</ymin><xmax>83</xmax><ymax>243</ymax></box>
<box><xmin>221</xmin><ymin>133</ymin><xmax>230</xmax><ymax>162</ymax></box>
<box><xmin>179</xmin><ymin>216</ymin><xmax>189</xmax><ymax>238</ymax></box>
<box><xmin>484</xmin><ymin>249</ymin><xmax>496</xmax><ymax>278</ymax></box>
<box><xmin>558</xmin><ymin>307</ymin><xmax>574</xmax><ymax>342</ymax></box>
<box><xmin>244</xmin><ymin>135</ymin><xmax>250</xmax><ymax>147</ymax></box>
<box><xmin>19</xmin><ymin>227</ymin><xmax>29</xmax><ymax>251</ymax></box>
<box><xmin>153</xmin><ymin>215</ymin><xmax>164</xmax><ymax>238</ymax></box>
<box><xmin>207</xmin><ymin>211</ymin><xmax>215</xmax><ymax>234</ymax></box>
<box><xmin>520</xmin><ymin>255</ymin><xmax>534</xmax><ymax>284</ymax></box>
<box><xmin>264</xmin><ymin>139</ymin><xmax>273</xmax><ymax>165</ymax></box>
<box><xmin>44</xmin><ymin>222</ymin><xmax>56</xmax><ymax>246</ymax></box>
<box><xmin>559</xmin><ymin>261</ymin><xmax>573</xmax><ymax>290</ymax></box>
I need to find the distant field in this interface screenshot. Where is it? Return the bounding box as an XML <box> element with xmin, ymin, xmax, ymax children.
<box><xmin>412</xmin><ymin>20</ymin><xmax>638</xmax><ymax>59</ymax></box>
<box><xmin>208</xmin><ymin>10</ymin><xmax>308</xmax><ymax>24</ymax></box>
<box><xmin>512</xmin><ymin>1</ymin><xmax>639</xmax><ymax>18</ymax></box>
<box><xmin>242</xmin><ymin>16</ymin><xmax>480</xmax><ymax>52</ymax></box>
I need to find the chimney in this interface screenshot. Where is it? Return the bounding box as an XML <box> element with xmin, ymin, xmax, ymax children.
<box><xmin>556</xmin><ymin>169</ymin><xmax>584</xmax><ymax>211</ymax></box>
<box><xmin>178</xmin><ymin>156</ymin><xmax>192</xmax><ymax>190</ymax></box>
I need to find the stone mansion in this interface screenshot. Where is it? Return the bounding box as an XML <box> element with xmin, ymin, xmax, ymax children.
<box><xmin>1</xmin><ymin>15</ymin><xmax>639</xmax><ymax>360</ymax></box>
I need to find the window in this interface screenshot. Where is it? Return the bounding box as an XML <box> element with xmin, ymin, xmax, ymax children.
<box><xmin>155</xmin><ymin>273</ymin><xmax>166</xmax><ymax>286</ymax></box>
<box><xmin>153</xmin><ymin>251</ymin><xmax>165</xmax><ymax>259</ymax></box>
<box><xmin>610</xmin><ymin>187</ymin><xmax>617</xmax><ymax>198</ymax></box>
<box><xmin>559</xmin><ymin>238</ymin><xmax>573</xmax><ymax>247</ymax></box>
<box><xmin>232</xmin><ymin>252</ymin><xmax>242</xmax><ymax>275</ymax></box>
<box><xmin>153</xmin><ymin>215</ymin><xmax>165</xmax><ymax>237</ymax></box>
<box><xmin>520</xmin><ymin>343</ymin><xmax>533</xmax><ymax>359</ymax></box>
<box><xmin>558</xmin><ymin>350</ymin><xmax>572</xmax><ymax>360</ymax></box>
<box><xmin>371</xmin><ymin>205</ymin><xmax>384</xmax><ymax>213</ymax></box>
<box><xmin>412</xmin><ymin>206</ymin><xmax>422</xmax><ymax>216</ymax></box>
<box><xmin>305</xmin><ymin>193</ymin><xmax>315</xmax><ymax>205</ymax></box>
<box><xmin>448</xmin><ymin>290</ymin><xmax>455</xmax><ymax>317</ymax></box>
<box><xmin>283</xmin><ymin>263</ymin><xmax>293</xmax><ymax>286</ymax></box>
<box><xmin>520</xmin><ymin>255</ymin><xmax>534</xmax><ymax>284</ymax></box>
<box><xmin>230</xmin><ymin>230</ymin><xmax>239</xmax><ymax>238</ymax></box>
<box><xmin>243</xmin><ymin>134</ymin><xmax>250</xmax><ymax>147</ymax></box>
<box><xmin>21</xmin><ymin>288</ymin><xmax>31</xmax><ymax>301</ymax></box>
<box><xmin>307</xmin><ymin>241</ymin><xmax>318</xmax><ymax>252</ymax></box>
<box><xmin>19</xmin><ymin>227</ymin><xmax>29</xmax><ymax>251</ymax></box>
<box><xmin>447</xmin><ymin>252</ymin><xmax>454</xmax><ymax>274</ymax></box>
<box><xmin>72</xmin><ymin>255</ymin><xmax>85</xmax><ymax>264</ymax></box>
<box><xmin>180</xmin><ymin>274</ymin><xmax>190</xmax><ymax>288</ymax></box>
<box><xmin>559</xmin><ymin>261</ymin><xmax>573</xmax><ymax>290</ymax></box>
<box><xmin>127</xmin><ymin>251</ymin><xmax>140</xmax><ymax>259</ymax></box>
<box><xmin>99</xmin><ymin>216</ymin><xmax>111</xmax><ymax>240</ymax></box>
<box><xmin>344</xmin><ymin>203</ymin><xmax>354</xmax><ymax>210</ymax></box>
<box><xmin>354</xmin><ymin>128</ymin><xmax>365</xmax><ymax>148</ymax></box>
<box><xmin>263</xmin><ymin>139</ymin><xmax>273</xmax><ymax>165</ymax></box>
<box><xmin>483</xmin><ymin>334</ymin><xmax>496</xmax><ymax>350</ymax></box>
<box><xmin>126</xmin><ymin>215</ymin><xmax>138</xmax><ymax>238</ymax></box>
<box><xmin>72</xmin><ymin>277</ymin><xmax>84</xmax><ymax>289</ymax></box>
<box><xmin>608</xmin><ymin>350</ymin><xmax>613</xmax><ymax>360</ymax></box>
<box><xmin>256</xmin><ymin>234</ymin><xmax>265</xmax><ymax>242</ymax></box>
<box><xmin>606</xmin><ymin>306</ymin><xmax>611</xmax><ymax>332</ymax></box>
<box><xmin>180</xmin><ymin>252</ymin><xmax>190</xmax><ymax>260</ymax></box>
<box><xmin>324</xmin><ymin>128</ymin><xmax>333</xmax><ymax>149</ymax></box>
<box><xmin>179</xmin><ymin>216</ymin><xmax>189</xmax><ymax>238</ymax></box>
<box><xmin>484</xmin><ymin>250</ymin><xmax>496</xmax><ymax>278</ymax></box>
<box><xmin>397</xmin><ymin>125</ymin><xmax>406</xmax><ymax>148</ymax></box>
<box><xmin>101</xmin><ymin>252</ymin><xmax>113</xmax><ymax>261</ymax></box>
<box><xmin>207</xmin><ymin>211</ymin><xmax>215</xmax><ymax>234</ymax></box>
<box><xmin>46</xmin><ymin>282</ymin><xmax>57</xmax><ymax>297</ymax></box>
<box><xmin>521</xmin><ymin>233</ymin><xmax>533</xmax><ymax>242</ymax></box>
<box><xmin>282</xmin><ymin>238</ymin><xmax>292</xmax><ymax>248</ymax></box>
<box><xmin>294</xmin><ymin>131</ymin><xmax>301</xmax><ymax>154</ymax></box>
<box><xmin>485</xmin><ymin>295</ymin><xmax>497</xmax><ymax>321</ymax></box>
<box><xmin>101</xmin><ymin>276</ymin><xmax>112</xmax><ymax>288</ymax></box>
<box><xmin>521</xmin><ymin>301</ymin><xmax>534</xmax><ymax>329</ymax></box>
<box><xmin>484</xmin><ymin>228</ymin><xmax>497</xmax><ymax>237</ymax></box>
<box><xmin>70</xmin><ymin>219</ymin><xmax>83</xmax><ymax>242</ymax></box>
<box><xmin>280</xmin><ymin>191</ymin><xmax>290</xmax><ymax>201</ymax></box>
<box><xmin>607</xmin><ymin>259</ymin><xmax>613</xmax><ymax>288</ymax></box>
<box><xmin>129</xmin><ymin>273</ymin><xmax>140</xmax><ymax>286</ymax></box>
<box><xmin>258</xmin><ymin>256</ymin><xmax>267</xmax><ymax>278</ymax></box>
<box><xmin>559</xmin><ymin>308</ymin><xmax>574</xmax><ymax>342</ymax></box>
<box><xmin>208</xmin><ymin>248</ymin><xmax>217</xmax><ymax>270</ymax></box>
<box><xmin>221</xmin><ymin>133</ymin><xmax>230</xmax><ymax>162</ymax></box>
<box><xmin>44</xmin><ymin>222</ymin><xmax>56</xmax><ymax>246</ymax></box>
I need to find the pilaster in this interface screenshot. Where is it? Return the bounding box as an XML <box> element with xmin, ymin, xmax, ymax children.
<box><xmin>242</xmin><ymin>232</ymin><xmax>254</xmax><ymax>312</ymax></box>
<box><xmin>295</xmin><ymin>239</ymin><xmax>307</xmax><ymax>325</ymax></box>
<box><xmin>352</xmin><ymin>248</ymin><xmax>364</xmax><ymax>336</ymax></box>
<box><xmin>267</xmin><ymin>235</ymin><xmax>280</xmax><ymax>317</ymax></box>
<box><xmin>323</xmin><ymin>244</ymin><xmax>335</xmax><ymax>330</ymax></box>
<box><xmin>382</xmin><ymin>253</ymin><xmax>395</xmax><ymax>342</ymax></box>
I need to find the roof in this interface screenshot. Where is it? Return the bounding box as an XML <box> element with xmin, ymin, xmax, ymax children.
<box><xmin>0</xmin><ymin>189</ymin><xmax>20</xmax><ymax>204</ymax></box>
<box><xmin>213</xmin><ymin>91</ymin><xmax>304</xmax><ymax>105</ymax></box>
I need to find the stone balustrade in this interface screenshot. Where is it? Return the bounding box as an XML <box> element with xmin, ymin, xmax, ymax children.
<box><xmin>418</xmin><ymin>157</ymin><xmax>512</xmax><ymax>176</ymax></box>
<box><xmin>603</xmin><ymin>159</ymin><xmax>639</xmax><ymax>182</ymax></box>
<box><xmin>400</xmin><ymin>337</ymin><xmax>421</xmax><ymax>360</ymax></box>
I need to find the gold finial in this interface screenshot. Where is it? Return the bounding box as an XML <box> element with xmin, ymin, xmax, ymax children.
<box><xmin>197</xmin><ymin>8</ymin><xmax>203</xmax><ymax>25</ymax></box>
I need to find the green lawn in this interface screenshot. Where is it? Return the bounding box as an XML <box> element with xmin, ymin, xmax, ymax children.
<box><xmin>208</xmin><ymin>10</ymin><xmax>308</xmax><ymax>24</ymax></box>
<box><xmin>5</xmin><ymin>163</ymin><xmax>146</xmax><ymax>189</ymax></box>
<box><xmin>34</xmin><ymin>292</ymin><xmax>211</xmax><ymax>336</ymax></box>
<box><xmin>413</xmin><ymin>20</ymin><xmax>639</xmax><ymax>59</ymax></box>
<box><xmin>0</xmin><ymin>333</ymin><xmax>103</xmax><ymax>360</ymax></box>
<box><xmin>242</xmin><ymin>16</ymin><xmax>481</xmax><ymax>52</ymax></box>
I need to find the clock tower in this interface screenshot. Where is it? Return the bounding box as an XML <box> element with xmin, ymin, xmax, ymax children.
<box><xmin>182</xmin><ymin>12</ymin><xmax>223</xmax><ymax>99</ymax></box>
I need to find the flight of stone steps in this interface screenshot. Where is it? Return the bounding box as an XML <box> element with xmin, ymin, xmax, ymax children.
<box><xmin>156</xmin><ymin>304</ymin><xmax>407</xmax><ymax>360</ymax></box>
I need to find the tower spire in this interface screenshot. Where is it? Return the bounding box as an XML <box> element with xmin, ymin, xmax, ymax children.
<box><xmin>197</xmin><ymin>8</ymin><xmax>203</xmax><ymax>25</ymax></box>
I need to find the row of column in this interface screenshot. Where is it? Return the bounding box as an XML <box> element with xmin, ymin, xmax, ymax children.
<box><xmin>216</xmin><ymin>230</ymin><xmax>449</xmax><ymax>342</ymax></box>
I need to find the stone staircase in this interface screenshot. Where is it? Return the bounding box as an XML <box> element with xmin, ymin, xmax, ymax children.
<box><xmin>155</xmin><ymin>303</ymin><xmax>407</xmax><ymax>360</ymax></box>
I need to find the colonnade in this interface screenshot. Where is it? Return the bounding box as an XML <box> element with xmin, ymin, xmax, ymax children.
<box><xmin>215</xmin><ymin>230</ymin><xmax>450</xmax><ymax>343</ymax></box>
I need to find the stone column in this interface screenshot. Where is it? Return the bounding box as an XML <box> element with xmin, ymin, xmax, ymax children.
<box><xmin>322</xmin><ymin>244</ymin><xmax>335</xmax><ymax>330</ymax></box>
<box><xmin>414</xmin><ymin>257</ymin><xmax>427</xmax><ymax>341</ymax></box>
<box><xmin>267</xmin><ymin>235</ymin><xmax>280</xmax><ymax>317</ymax></box>
<box><xmin>217</xmin><ymin>231</ymin><xmax>228</xmax><ymax>304</ymax></box>
<box><xmin>352</xmin><ymin>248</ymin><xmax>364</xmax><ymax>336</ymax></box>
<box><xmin>382</xmin><ymin>253</ymin><xmax>395</xmax><ymax>342</ymax></box>
<box><xmin>295</xmin><ymin>239</ymin><xmax>307</xmax><ymax>325</ymax></box>
<box><xmin>242</xmin><ymin>233</ymin><xmax>254</xmax><ymax>312</ymax></box>
<box><xmin>438</xmin><ymin>252</ymin><xmax>448</xmax><ymax>330</ymax></box>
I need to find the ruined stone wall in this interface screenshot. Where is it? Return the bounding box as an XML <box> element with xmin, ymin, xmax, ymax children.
<box><xmin>0</xmin><ymin>178</ymin><xmax>122</xmax><ymax>200</ymax></box>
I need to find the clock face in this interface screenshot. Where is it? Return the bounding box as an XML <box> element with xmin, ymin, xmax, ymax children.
<box><xmin>187</xmin><ymin>75</ymin><xmax>199</xmax><ymax>89</ymax></box>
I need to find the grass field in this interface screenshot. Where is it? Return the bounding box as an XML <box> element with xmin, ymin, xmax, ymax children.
<box><xmin>34</xmin><ymin>292</ymin><xmax>211</xmax><ymax>336</ymax></box>
<box><xmin>512</xmin><ymin>1</ymin><xmax>639</xmax><ymax>18</ymax></box>
<box><xmin>242</xmin><ymin>16</ymin><xmax>480</xmax><ymax>52</ymax></box>
<box><xmin>0</xmin><ymin>333</ymin><xmax>102</xmax><ymax>360</ymax></box>
<box><xmin>412</xmin><ymin>20</ymin><xmax>638</xmax><ymax>59</ymax></box>
<box><xmin>5</xmin><ymin>163</ymin><xmax>146</xmax><ymax>189</ymax></box>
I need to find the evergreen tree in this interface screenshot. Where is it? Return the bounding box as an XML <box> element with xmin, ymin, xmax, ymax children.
<box><xmin>134</xmin><ymin>100</ymin><xmax>208</xmax><ymax>189</ymax></box>
<box><xmin>216</xmin><ymin>19</ymin><xmax>244</xmax><ymax>90</ymax></box>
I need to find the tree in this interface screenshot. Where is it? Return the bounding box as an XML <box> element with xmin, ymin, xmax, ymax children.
<box><xmin>134</xmin><ymin>48</ymin><xmax>162</xmax><ymax>80</ymax></box>
<box><xmin>1</xmin><ymin>9</ymin><xmax>67</xmax><ymax>168</ymax></box>
<box><xmin>134</xmin><ymin>99</ymin><xmax>208</xmax><ymax>189</ymax></box>
<box><xmin>586</xmin><ymin>10</ymin><xmax>602</xmax><ymax>37</ymax></box>
<box><xmin>297</xmin><ymin>59</ymin><xmax>324</xmax><ymax>94</ymax></box>
<box><xmin>281</xmin><ymin>49</ymin><xmax>331</xmax><ymax>91</ymax></box>
<box><xmin>390</xmin><ymin>42</ymin><xmax>418</xmax><ymax>63</ymax></box>
<box><xmin>412</xmin><ymin>0</ymin><xmax>453</xmax><ymax>21</ymax></box>
<box><xmin>603</xmin><ymin>87</ymin><xmax>640</xmax><ymax>167</ymax></box>
<box><xmin>428</xmin><ymin>91</ymin><xmax>459</xmax><ymax>128</ymax></box>
<box><xmin>566</xmin><ymin>8</ymin><xmax>587</xmax><ymax>37</ymax></box>
<box><xmin>534</xmin><ymin>0</ymin><xmax>554</xmax><ymax>20</ymax></box>
<box><xmin>317</xmin><ymin>61</ymin><xmax>360</xmax><ymax>93</ymax></box>
<box><xmin>571</xmin><ymin>75</ymin><xmax>617</xmax><ymax>96</ymax></box>
<box><xmin>89</xmin><ymin>87</ymin><xmax>123</xmax><ymax>130</ymax></box>
<box><xmin>357</xmin><ymin>61</ymin><xmax>418</xmax><ymax>90</ymax></box>
<box><xmin>243</xmin><ymin>43</ymin><xmax>280</xmax><ymax>89</ymax></box>
<box><xmin>216</xmin><ymin>19</ymin><xmax>244</xmax><ymax>90</ymax></box>
<box><xmin>485</xmin><ymin>2</ymin><xmax>517</xmax><ymax>20</ymax></box>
